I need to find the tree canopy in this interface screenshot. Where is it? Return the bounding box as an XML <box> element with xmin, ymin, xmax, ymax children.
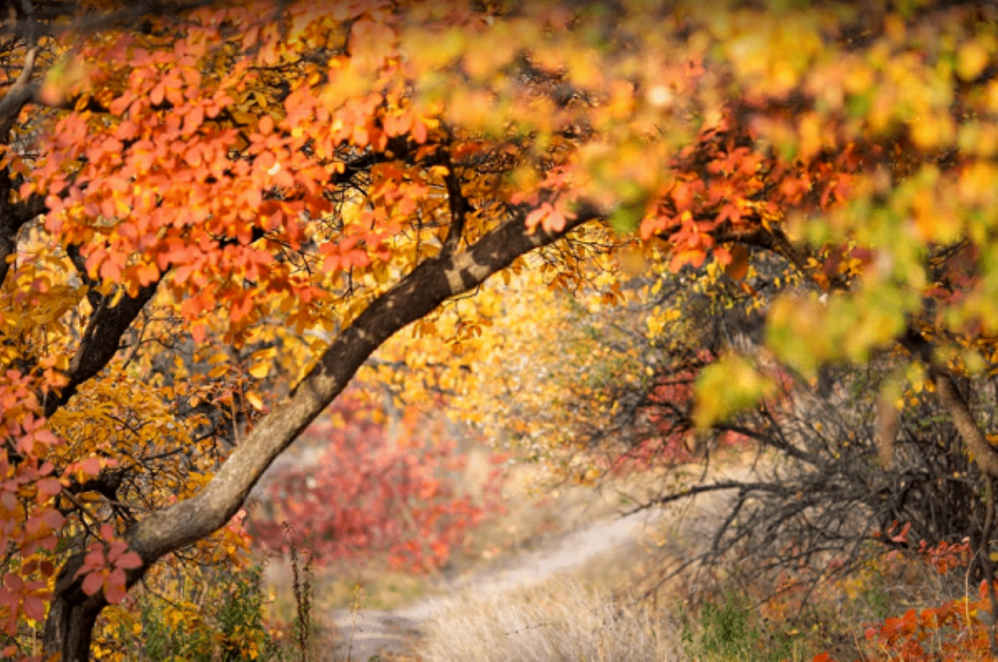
<box><xmin>3</xmin><ymin>0</ymin><xmax>998</xmax><ymax>659</ymax></box>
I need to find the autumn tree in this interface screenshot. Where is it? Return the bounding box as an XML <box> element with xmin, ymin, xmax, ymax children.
<box><xmin>437</xmin><ymin>1</ymin><xmax>998</xmax><ymax>649</ymax></box>
<box><xmin>3</xmin><ymin>0</ymin><xmax>998</xmax><ymax>660</ymax></box>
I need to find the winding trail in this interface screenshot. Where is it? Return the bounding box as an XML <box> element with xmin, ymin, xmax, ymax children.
<box><xmin>327</xmin><ymin>506</ymin><xmax>666</xmax><ymax>661</ymax></box>
<box><xmin>324</xmin><ymin>460</ymin><xmax>755</xmax><ymax>662</ymax></box>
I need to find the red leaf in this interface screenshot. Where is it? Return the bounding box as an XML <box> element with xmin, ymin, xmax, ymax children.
<box><xmin>78</xmin><ymin>549</ymin><xmax>105</xmax><ymax>575</ymax></box>
<box><xmin>3</xmin><ymin>574</ymin><xmax>23</xmax><ymax>592</ymax></box>
<box><xmin>106</xmin><ymin>541</ymin><xmax>129</xmax><ymax>563</ymax></box>
<box><xmin>891</xmin><ymin>521</ymin><xmax>911</xmax><ymax>543</ymax></box>
<box><xmin>105</xmin><ymin>581</ymin><xmax>127</xmax><ymax>605</ymax></box>
<box><xmin>115</xmin><ymin>551</ymin><xmax>143</xmax><ymax>570</ymax></box>
<box><xmin>81</xmin><ymin>571</ymin><xmax>104</xmax><ymax>596</ymax></box>
<box><xmin>42</xmin><ymin>508</ymin><xmax>65</xmax><ymax>529</ymax></box>
<box><xmin>525</xmin><ymin>203</ymin><xmax>553</xmax><ymax>232</ymax></box>
<box><xmin>36</xmin><ymin>478</ymin><xmax>62</xmax><ymax>496</ymax></box>
<box><xmin>22</xmin><ymin>595</ymin><xmax>45</xmax><ymax>622</ymax></box>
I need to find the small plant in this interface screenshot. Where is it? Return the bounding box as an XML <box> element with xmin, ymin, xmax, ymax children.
<box><xmin>135</xmin><ymin>563</ymin><xmax>272</xmax><ymax>661</ymax></box>
<box><xmin>264</xmin><ymin>524</ymin><xmax>317</xmax><ymax>662</ymax></box>
<box><xmin>339</xmin><ymin>581</ymin><xmax>368</xmax><ymax>662</ymax></box>
<box><xmin>858</xmin><ymin>570</ymin><xmax>893</xmax><ymax>624</ymax></box>
<box><xmin>681</xmin><ymin>590</ymin><xmax>807</xmax><ymax>662</ymax></box>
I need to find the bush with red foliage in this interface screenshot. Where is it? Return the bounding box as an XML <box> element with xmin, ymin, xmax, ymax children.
<box><xmin>249</xmin><ymin>395</ymin><xmax>500</xmax><ymax>572</ymax></box>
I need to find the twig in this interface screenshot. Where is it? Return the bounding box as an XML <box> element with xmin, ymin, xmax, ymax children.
<box><xmin>980</xmin><ymin>475</ymin><xmax>998</xmax><ymax>655</ymax></box>
<box><xmin>505</xmin><ymin>622</ymin><xmax>557</xmax><ymax>636</ymax></box>
<box><xmin>440</xmin><ymin>148</ymin><xmax>469</xmax><ymax>257</ymax></box>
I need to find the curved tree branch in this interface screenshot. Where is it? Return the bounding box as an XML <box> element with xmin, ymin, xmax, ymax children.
<box><xmin>43</xmin><ymin>279</ymin><xmax>162</xmax><ymax>417</ymax></box>
<box><xmin>43</xmin><ymin>202</ymin><xmax>604</xmax><ymax>659</ymax></box>
<box><xmin>899</xmin><ymin>327</ymin><xmax>998</xmax><ymax>479</ymax></box>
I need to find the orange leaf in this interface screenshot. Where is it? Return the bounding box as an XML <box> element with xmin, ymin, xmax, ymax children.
<box><xmin>79</xmin><ymin>457</ymin><xmax>102</xmax><ymax>477</ymax></box>
<box><xmin>150</xmin><ymin>82</ymin><xmax>165</xmax><ymax>106</ymax></box>
<box><xmin>246</xmin><ymin>390</ymin><xmax>265</xmax><ymax>411</ymax></box>
<box><xmin>725</xmin><ymin>244</ymin><xmax>750</xmax><ymax>280</ymax></box>
<box><xmin>229</xmin><ymin>295</ymin><xmax>253</xmax><ymax>323</ymax></box>
<box><xmin>412</xmin><ymin>117</ymin><xmax>428</xmax><ymax>144</ymax></box>
<box><xmin>714</xmin><ymin>246</ymin><xmax>732</xmax><ymax>266</ymax></box>
<box><xmin>259</xmin><ymin>115</ymin><xmax>274</xmax><ymax>135</ymax></box>
<box><xmin>183</xmin><ymin>105</ymin><xmax>204</xmax><ymax>134</ymax></box>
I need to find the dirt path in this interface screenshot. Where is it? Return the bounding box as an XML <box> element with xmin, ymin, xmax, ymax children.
<box><xmin>326</xmin><ymin>507</ymin><xmax>666</xmax><ymax>661</ymax></box>
<box><xmin>325</xmin><ymin>462</ymin><xmax>754</xmax><ymax>661</ymax></box>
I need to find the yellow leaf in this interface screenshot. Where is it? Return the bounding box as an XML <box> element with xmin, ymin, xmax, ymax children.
<box><xmin>246</xmin><ymin>391</ymin><xmax>264</xmax><ymax>410</ymax></box>
<box><xmin>958</xmin><ymin>40</ymin><xmax>990</xmax><ymax>82</ymax></box>
<box><xmin>248</xmin><ymin>362</ymin><xmax>270</xmax><ymax>379</ymax></box>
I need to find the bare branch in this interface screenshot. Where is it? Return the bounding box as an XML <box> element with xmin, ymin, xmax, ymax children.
<box><xmin>0</xmin><ymin>44</ymin><xmax>37</xmax><ymax>137</ymax></box>
<box><xmin>43</xmin><ymin>279</ymin><xmax>161</xmax><ymax>417</ymax></box>
<box><xmin>441</xmin><ymin>150</ymin><xmax>469</xmax><ymax>257</ymax></box>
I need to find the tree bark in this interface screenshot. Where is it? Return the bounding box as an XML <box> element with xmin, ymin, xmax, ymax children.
<box><xmin>42</xmin><ymin>205</ymin><xmax>602</xmax><ymax>660</ymax></box>
<box><xmin>900</xmin><ymin>328</ymin><xmax>998</xmax><ymax>479</ymax></box>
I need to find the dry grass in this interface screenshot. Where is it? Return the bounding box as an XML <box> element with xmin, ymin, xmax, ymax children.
<box><xmin>416</xmin><ymin>574</ymin><xmax>681</xmax><ymax>662</ymax></box>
